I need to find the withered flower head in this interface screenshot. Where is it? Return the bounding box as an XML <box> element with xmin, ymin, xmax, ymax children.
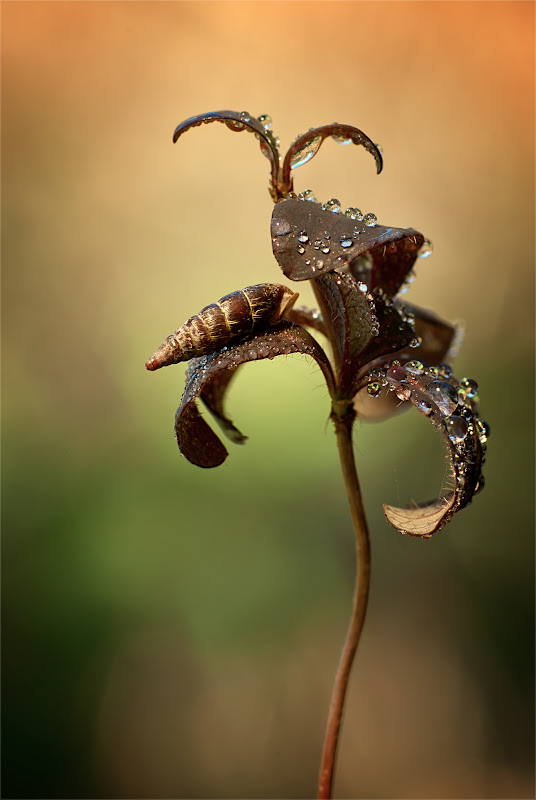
<box><xmin>146</xmin><ymin>110</ymin><xmax>488</xmax><ymax>538</ymax></box>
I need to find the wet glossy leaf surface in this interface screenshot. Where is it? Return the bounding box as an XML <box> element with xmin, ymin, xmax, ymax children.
<box><xmin>272</xmin><ymin>198</ymin><xmax>423</xmax><ymax>286</ymax></box>
<box><xmin>175</xmin><ymin>322</ymin><xmax>334</xmax><ymax>467</ymax></box>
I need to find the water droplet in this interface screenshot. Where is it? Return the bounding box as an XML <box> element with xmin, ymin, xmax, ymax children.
<box><xmin>323</xmin><ymin>231</ymin><xmax>331</xmax><ymax>239</ymax></box>
<box><xmin>387</xmin><ymin>364</ymin><xmax>408</xmax><ymax>381</ymax></box>
<box><xmin>367</xmin><ymin>382</ymin><xmax>382</xmax><ymax>397</ymax></box>
<box><xmin>239</xmin><ymin>111</ymin><xmax>251</xmax><ymax>122</ymax></box>
<box><xmin>416</xmin><ymin>399</ymin><xmax>433</xmax><ymax>416</ymax></box>
<box><xmin>445</xmin><ymin>415</ymin><xmax>468</xmax><ymax>443</ymax></box>
<box><xmin>476</xmin><ymin>418</ymin><xmax>490</xmax><ymax>443</ymax></box>
<box><xmin>313</xmin><ymin>238</ymin><xmax>323</xmax><ymax>250</ymax></box>
<box><xmin>325</xmin><ymin>198</ymin><xmax>341</xmax><ymax>213</ymax></box>
<box><xmin>357</xmin><ymin>281</ymin><xmax>368</xmax><ymax>293</ymax></box>
<box><xmin>333</xmin><ymin>134</ymin><xmax>352</xmax><ymax>145</ymax></box>
<box><xmin>297</xmin><ymin>189</ymin><xmax>316</xmax><ymax>202</ymax></box>
<box><xmin>225</xmin><ymin>119</ymin><xmax>246</xmax><ymax>132</ymax></box>
<box><xmin>375</xmin><ymin>143</ymin><xmax>383</xmax><ymax>154</ymax></box>
<box><xmin>396</xmin><ymin>386</ymin><xmax>412</xmax><ymax>401</ymax></box>
<box><xmin>290</xmin><ymin>136</ymin><xmax>322</xmax><ymax>169</ymax></box>
<box><xmin>259</xmin><ymin>140</ymin><xmax>273</xmax><ymax>161</ymax></box>
<box><xmin>321</xmin><ymin>245</ymin><xmax>331</xmax><ymax>254</ymax></box>
<box><xmin>344</xmin><ymin>207</ymin><xmax>362</xmax><ymax>220</ymax></box>
<box><xmin>474</xmin><ymin>474</ymin><xmax>485</xmax><ymax>494</ymax></box>
<box><xmin>297</xmin><ymin>244</ymin><xmax>306</xmax><ymax>254</ymax></box>
<box><xmin>460</xmin><ymin>377</ymin><xmax>478</xmax><ymax>398</ymax></box>
<box><xmin>271</xmin><ymin>218</ymin><xmax>292</xmax><ymax>236</ymax></box>
<box><xmin>363</xmin><ymin>213</ymin><xmax>377</xmax><ymax>227</ymax></box>
<box><xmin>297</xmin><ymin>231</ymin><xmax>309</xmax><ymax>243</ymax></box>
<box><xmin>439</xmin><ymin>363</ymin><xmax>453</xmax><ymax>377</ymax></box>
<box><xmin>418</xmin><ymin>239</ymin><xmax>433</xmax><ymax>258</ymax></box>
<box><xmin>257</xmin><ymin>114</ymin><xmax>272</xmax><ymax>130</ymax></box>
<box><xmin>409</xmin><ymin>337</ymin><xmax>421</xmax><ymax>348</ymax></box>
<box><xmin>405</xmin><ymin>360</ymin><xmax>424</xmax><ymax>375</ymax></box>
<box><xmin>426</xmin><ymin>380</ymin><xmax>459</xmax><ymax>416</ymax></box>
<box><xmin>340</xmin><ymin>236</ymin><xmax>353</xmax><ymax>248</ymax></box>
<box><xmin>316</xmin><ymin>259</ymin><xmax>324</xmax><ymax>269</ymax></box>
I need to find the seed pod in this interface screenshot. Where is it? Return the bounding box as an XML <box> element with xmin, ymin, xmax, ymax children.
<box><xmin>145</xmin><ymin>283</ymin><xmax>298</xmax><ymax>370</ymax></box>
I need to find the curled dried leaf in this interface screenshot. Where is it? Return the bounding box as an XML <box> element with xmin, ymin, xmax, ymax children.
<box><xmin>175</xmin><ymin>321</ymin><xmax>335</xmax><ymax>467</ymax></box>
<box><xmin>367</xmin><ymin>363</ymin><xmax>488</xmax><ymax>537</ymax></box>
<box><xmin>200</xmin><ymin>364</ymin><xmax>247</xmax><ymax>445</ymax></box>
<box><xmin>349</xmin><ymin>232</ymin><xmax>425</xmax><ymax>297</ymax></box>
<box><xmin>393</xmin><ymin>302</ymin><xmax>461</xmax><ymax>366</ymax></box>
<box><xmin>281</xmin><ymin>123</ymin><xmax>383</xmax><ymax>192</ymax></box>
<box><xmin>172</xmin><ymin>110</ymin><xmax>280</xmax><ymax>194</ymax></box>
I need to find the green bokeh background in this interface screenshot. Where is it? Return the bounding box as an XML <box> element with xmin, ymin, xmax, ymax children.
<box><xmin>2</xmin><ymin>2</ymin><xmax>534</xmax><ymax>798</ymax></box>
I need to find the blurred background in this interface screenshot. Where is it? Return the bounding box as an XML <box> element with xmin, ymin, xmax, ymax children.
<box><xmin>2</xmin><ymin>2</ymin><xmax>534</xmax><ymax>798</ymax></box>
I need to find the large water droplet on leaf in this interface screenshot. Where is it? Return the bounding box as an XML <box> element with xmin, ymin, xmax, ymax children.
<box><xmin>257</xmin><ymin>114</ymin><xmax>272</xmax><ymax>130</ymax></box>
<box><xmin>418</xmin><ymin>239</ymin><xmax>433</xmax><ymax>258</ymax></box>
<box><xmin>333</xmin><ymin>134</ymin><xmax>352</xmax><ymax>145</ymax></box>
<box><xmin>297</xmin><ymin>189</ymin><xmax>316</xmax><ymax>202</ymax></box>
<box><xmin>445</xmin><ymin>415</ymin><xmax>468</xmax><ymax>443</ymax></box>
<box><xmin>426</xmin><ymin>380</ymin><xmax>459</xmax><ymax>416</ymax></box>
<box><xmin>476</xmin><ymin>418</ymin><xmax>490</xmax><ymax>443</ymax></box>
<box><xmin>460</xmin><ymin>377</ymin><xmax>478</xmax><ymax>398</ymax></box>
<box><xmin>406</xmin><ymin>360</ymin><xmax>424</xmax><ymax>375</ymax></box>
<box><xmin>363</xmin><ymin>213</ymin><xmax>377</xmax><ymax>227</ymax></box>
<box><xmin>290</xmin><ymin>136</ymin><xmax>322</xmax><ymax>169</ymax></box>
<box><xmin>271</xmin><ymin>218</ymin><xmax>292</xmax><ymax>236</ymax></box>
<box><xmin>225</xmin><ymin>120</ymin><xmax>246</xmax><ymax>132</ymax></box>
<box><xmin>416</xmin><ymin>399</ymin><xmax>433</xmax><ymax>416</ymax></box>
<box><xmin>367</xmin><ymin>382</ymin><xmax>382</xmax><ymax>397</ymax></box>
<box><xmin>325</xmin><ymin>198</ymin><xmax>341</xmax><ymax>213</ymax></box>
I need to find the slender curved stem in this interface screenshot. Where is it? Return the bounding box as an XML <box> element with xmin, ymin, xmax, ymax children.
<box><xmin>318</xmin><ymin>407</ymin><xmax>372</xmax><ymax>800</ymax></box>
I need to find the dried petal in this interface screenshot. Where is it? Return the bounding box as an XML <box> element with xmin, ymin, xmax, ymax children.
<box><xmin>271</xmin><ymin>199</ymin><xmax>423</xmax><ymax>286</ymax></box>
<box><xmin>349</xmin><ymin>232</ymin><xmax>425</xmax><ymax>297</ymax></box>
<box><xmin>375</xmin><ymin>366</ymin><xmax>487</xmax><ymax>537</ymax></box>
<box><xmin>200</xmin><ymin>365</ymin><xmax>247</xmax><ymax>445</ymax></box>
<box><xmin>357</xmin><ymin>297</ymin><xmax>416</xmax><ymax>366</ymax></box>
<box><xmin>175</xmin><ymin>322</ymin><xmax>335</xmax><ymax>467</ymax></box>
<box><xmin>312</xmin><ymin>272</ymin><xmax>378</xmax><ymax>397</ymax></box>
<box><xmin>394</xmin><ymin>303</ymin><xmax>461</xmax><ymax>366</ymax></box>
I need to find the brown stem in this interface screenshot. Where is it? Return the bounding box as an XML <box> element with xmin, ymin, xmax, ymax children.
<box><xmin>318</xmin><ymin>405</ymin><xmax>372</xmax><ymax>800</ymax></box>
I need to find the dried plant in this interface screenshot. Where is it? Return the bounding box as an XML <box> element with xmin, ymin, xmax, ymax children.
<box><xmin>146</xmin><ymin>110</ymin><xmax>489</xmax><ymax>798</ymax></box>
